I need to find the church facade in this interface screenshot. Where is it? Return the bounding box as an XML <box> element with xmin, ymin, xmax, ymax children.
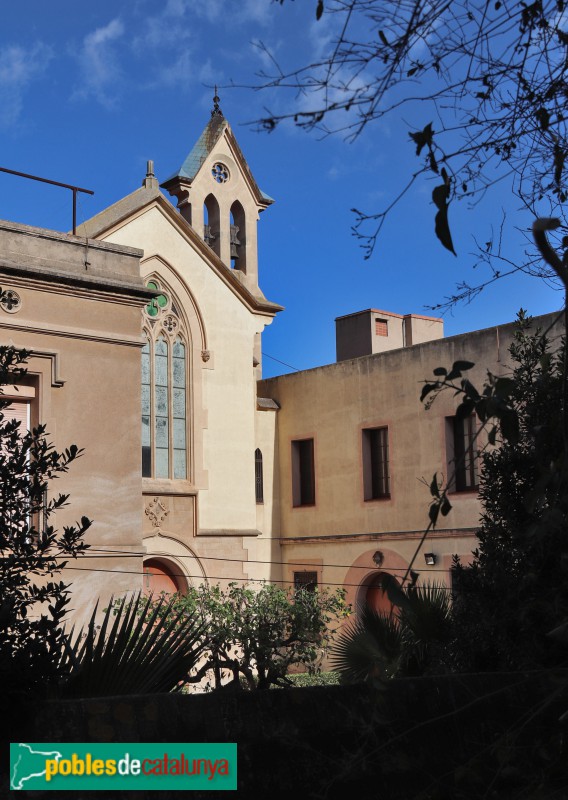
<box><xmin>0</xmin><ymin>101</ymin><xmax>561</xmax><ymax>623</ymax></box>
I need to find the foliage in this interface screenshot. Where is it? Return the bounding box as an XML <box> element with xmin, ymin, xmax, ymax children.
<box><xmin>332</xmin><ymin>579</ymin><xmax>452</xmax><ymax>683</ymax></box>
<box><xmin>284</xmin><ymin>670</ymin><xmax>340</xmax><ymax>687</ymax></box>
<box><xmin>446</xmin><ymin>314</ymin><xmax>568</xmax><ymax>670</ymax></box>
<box><xmin>140</xmin><ymin>582</ymin><xmax>349</xmax><ymax>690</ymax></box>
<box><xmin>59</xmin><ymin>593</ymin><xmax>206</xmax><ymax>697</ymax></box>
<box><xmin>252</xmin><ymin>0</ymin><xmax>568</xmax><ymax>302</ymax></box>
<box><xmin>0</xmin><ymin>347</ymin><xmax>91</xmax><ymax>698</ymax></box>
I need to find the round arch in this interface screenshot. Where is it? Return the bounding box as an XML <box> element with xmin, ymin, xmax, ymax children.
<box><xmin>361</xmin><ymin>571</ymin><xmax>402</xmax><ymax>614</ymax></box>
<box><xmin>342</xmin><ymin>546</ymin><xmax>410</xmax><ymax>611</ymax></box>
<box><xmin>143</xmin><ymin>533</ymin><xmax>208</xmax><ymax>593</ymax></box>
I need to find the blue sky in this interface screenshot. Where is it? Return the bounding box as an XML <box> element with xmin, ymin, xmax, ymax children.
<box><xmin>0</xmin><ymin>1</ymin><xmax>562</xmax><ymax>378</ymax></box>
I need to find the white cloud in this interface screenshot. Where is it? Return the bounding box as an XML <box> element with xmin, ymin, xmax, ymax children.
<box><xmin>132</xmin><ymin>0</ymin><xmax>193</xmax><ymax>52</ymax></box>
<box><xmin>0</xmin><ymin>43</ymin><xmax>53</xmax><ymax>128</ymax></box>
<box><xmin>74</xmin><ymin>19</ymin><xmax>125</xmax><ymax>109</ymax></box>
<box><xmin>242</xmin><ymin>0</ymin><xmax>273</xmax><ymax>25</ymax></box>
<box><xmin>177</xmin><ymin>0</ymin><xmax>272</xmax><ymax>26</ymax></box>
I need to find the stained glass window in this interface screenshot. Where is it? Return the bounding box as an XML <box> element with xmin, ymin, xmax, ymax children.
<box><xmin>142</xmin><ymin>281</ymin><xmax>188</xmax><ymax>480</ymax></box>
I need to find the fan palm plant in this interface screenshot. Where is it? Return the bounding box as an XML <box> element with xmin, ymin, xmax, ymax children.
<box><xmin>332</xmin><ymin>582</ymin><xmax>452</xmax><ymax>684</ymax></box>
<box><xmin>58</xmin><ymin>593</ymin><xmax>206</xmax><ymax>697</ymax></box>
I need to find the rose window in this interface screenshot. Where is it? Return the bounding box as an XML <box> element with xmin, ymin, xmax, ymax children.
<box><xmin>211</xmin><ymin>163</ymin><xmax>230</xmax><ymax>184</ymax></box>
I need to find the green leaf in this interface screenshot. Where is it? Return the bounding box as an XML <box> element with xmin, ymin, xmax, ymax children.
<box><xmin>409</xmin><ymin>122</ymin><xmax>434</xmax><ymax>156</ymax></box>
<box><xmin>433</xmin><ymin>189</ymin><xmax>456</xmax><ymax>255</ymax></box>
<box><xmin>500</xmin><ymin>409</ymin><xmax>519</xmax><ymax>444</ymax></box>
<box><xmin>382</xmin><ymin>573</ymin><xmax>411</xmax><ymax>611</ymax></box>
<box><xmin>455</xmin><ymin>399</ymin><xmax>475</xmax><ymax>420</ymax></box>
<box><xmin>453</xmin><ymin>360</ymin><xmax>475</xmax><ymax>372</ymax></box>
<box><xmin>316</xmin><ymin>0</ymin><xmax>324</xmax><ymax>20</ymax></box>
<box><xmin>420</xmin><ymin>383</ymin><xmax>436</xmax><ymax>402</ymax></box>
<box><xmin>494</xmin><ymin>377</ymin><xmax>515</xmax><ymax>397</ymax></box>
<box><xmin>432</xmin><ymin>367</ymin><xmax>447</xmax><ymax>376</ymax></box>
<box><xmin>440</xmin><ymin>496</ymin><xmax>452</xmax><ymax>516</ymax></box>
<box><xmin>429</xmin><ymin>502</ymin><xmax>440</xmax><ymax>526</ymax></box>
<box><xmin>430</xmin><ymin>473</ymin><xmax>440</xmax><ymax>498</ymax></box>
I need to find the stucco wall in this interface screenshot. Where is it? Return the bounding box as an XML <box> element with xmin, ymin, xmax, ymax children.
<box><xmin>0</xmin><ymin>220</ymin><xmax>149</xmax><ymax>623</ymax></box>
<box><xmin>260</xmin><ymin>312</ymin><xmax>563</xmax><ymax>599</ymax></box>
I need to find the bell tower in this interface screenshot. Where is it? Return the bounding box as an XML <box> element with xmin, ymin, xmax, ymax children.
<box><xmin>161</xmin><ymin>91</ymin><xmax>274</xmax><ymax>298</ymax></box>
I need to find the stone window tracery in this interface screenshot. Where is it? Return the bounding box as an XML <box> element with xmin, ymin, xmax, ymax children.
<box><xmin>142</xmin><ymin>280</ymin><xmax>188</xmax><ymax>480</ymax></box>
<box><xmin>211</xmin><ymin>162</ymin><xmax>230</xmax><ymax>184</ymax></box>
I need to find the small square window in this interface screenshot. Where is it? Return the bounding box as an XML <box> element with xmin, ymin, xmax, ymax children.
<box><xmin>362</xmin><ymin>427</ymin><xmax>390</xmax><ymax>500</ymax></box>
<box><xmin>292</xmin><ymin>438</ymin><xmax>315</xmax><ymax>507</ymax></box>
<box><xmin>375</xmin><ymin>318</ymin><xmax>388</xmax><ymax>336</ymax></box>
<box><xmin>294</xmin><ymin>571</ymin><xmax>318</xmax><ymax>592</ymax></box>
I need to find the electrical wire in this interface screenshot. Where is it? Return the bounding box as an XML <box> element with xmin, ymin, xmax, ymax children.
<box><xmin>59</xmin><ymin>546</ymin><xmax>472</xmax><ymax>574</ymax></box>
<box><xmin>261</xmin><ymin>351</ymin><xmax>300</xmax><ymax>372</ymax></box>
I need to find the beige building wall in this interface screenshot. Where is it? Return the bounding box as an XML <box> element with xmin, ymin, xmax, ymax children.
<box><xmin>0</xmin><ymin>219</ymin><xmax>150</xmax><ymax>623</ymax></box>
<box><xmin>76</xmin><ymin>112</ymin><xmax>283</xmax><ymax>594</ymax></box>
<box><xmin>260</xmin><ymin>312</ymin><xmax>563</xmax><ymax>609</ymax></box>
<box><xmin>336</xmin><ymin>308</ymin><xmax>444</xmax><ymax>361</ymax></box>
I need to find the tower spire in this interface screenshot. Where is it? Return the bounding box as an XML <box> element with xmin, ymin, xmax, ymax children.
<box><xmin>212</xmin><ymin>86</ymin><xmax>223</xmax><ymax>117</ymax></box>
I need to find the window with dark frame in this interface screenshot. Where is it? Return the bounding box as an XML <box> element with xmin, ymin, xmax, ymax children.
<box><xmin>294</xmin><ymin>571</ymin><xmax>318</xmax><ymax>592</ymax></box>
<box><xmin>255</xmin><ymin>448</ymin><xmax>264</xmax><ymax>504</ymax></box>
<box><xmin>449</xmin><ymin>414</ymin><xmax>479</xmax><ymax>491</ymax></box>
<box><xmin>362</xmin><ymin>427</ymin><xmax>390</xmax><ymax>500</ymax></box>
<box><xmin>291</xmin><ymin>438</ymin><xmax>315</xmax><ymax>507</ymax></box>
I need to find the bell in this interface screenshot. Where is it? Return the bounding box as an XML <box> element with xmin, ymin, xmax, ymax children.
<box><xmin>204</xmin><ymin>225</ymin><xmax>216</xmax><ymax>246</ymax></box>
<box><xmin>230</xmin><ymin>224</ymin><xmax>240</xmax><ymax>259</ymax></box>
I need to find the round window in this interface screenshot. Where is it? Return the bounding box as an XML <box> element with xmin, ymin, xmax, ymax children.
<box><xmin>211</xmin><ymin>162</ymin><xmax>230</xmax><ymax>183</ymax></box>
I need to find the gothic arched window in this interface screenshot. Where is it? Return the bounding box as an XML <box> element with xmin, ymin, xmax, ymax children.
<box><xmin>255</xmin><ymin>448</ymin><xmax>263</xmax><ymax>504</ymax></box>
<box><xmin>142</xmin><ymin>280</ymin><xmax>188</xmax><ymax>480</ymax></box>
<box><xmin>203</xmin><ymin>194</ymin><xmax>220</xmax><ymax>257</ymax></box>
<box><xmin>230</xmin><ymin>200</ymin><xmax>246</xmax><ymax>272</ymax></box>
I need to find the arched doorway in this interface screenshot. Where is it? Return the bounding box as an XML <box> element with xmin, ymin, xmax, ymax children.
<box><xmin>365</xmin><ymin>571</ymin><xmax>400</xmax><ymax>615</ymax></box>
<box><xmin>143</xmin><ymin>558</ymin><xmax>184</xmax><ymax>596</ymax></box>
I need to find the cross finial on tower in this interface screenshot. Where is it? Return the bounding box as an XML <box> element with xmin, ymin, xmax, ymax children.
<box><xmin>212</xmin><ymin>86</ymin><xmax>222</xmax><ymax>117</ymax></box>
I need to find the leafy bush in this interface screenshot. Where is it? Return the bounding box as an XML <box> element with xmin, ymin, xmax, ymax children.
<box><xmin>0</xmin><ymin>347</ymin><xmax>91</xmax><ymax>699</ymax></box>
<box><xmin>285</xmin><ymin>671</ymin><xmax>340</xmax><ymax>688</ymax></box>
<box><xmin>136</xmin><ymin>582</ymin><xmax>349</xmax><ymax>690</ymax></box>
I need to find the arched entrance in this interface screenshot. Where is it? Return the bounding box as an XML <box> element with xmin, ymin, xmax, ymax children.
<box><xmin>143</xmin><ymin>558</ymin><xmax>185</xmax><ymax>596</ymax></box>
<box><xmin>364</xmin><ymin>571</ymin><xmax>400</xmax><ymax>615</ymax></box>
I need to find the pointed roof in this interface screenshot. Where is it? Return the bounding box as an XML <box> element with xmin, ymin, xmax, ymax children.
<box><xmin>163</xmin><ymin>112</ymin><xmax>227</xmax><ymax>185</ymax></box>
<box><xmin>161</xmin><ymin>95</ymin><xmax>274</xmax><ymax>207</ymax></box>
<box><xmin>74</xmin><ymin>185</ymin><xmax>282</xmax><ymax>317</ymax></box>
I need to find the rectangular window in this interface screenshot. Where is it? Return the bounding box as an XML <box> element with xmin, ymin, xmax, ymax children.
<box><xmin>362</xmin><ymin>427</ymin><xmax>390</xmax><ymax>500</ymax></box>
<box><xmin>294</xmin><ymin>571</ymin><xmax>318</xmax><ymax>592</ymax></box>
<box><xmin>447</xmin><ymin>415</ymin><xmax>479</xmax><ymax>492</ymax></box>
<box><xmin>1</xmin><ymin>386</ymin><xmax>38</xmax><ymax>537</ymax></box>
<box><xmin>292</xmin><ymin>438</ymin><xmax>315</xmax><ymax>507</ymax></box>
<box><xmin>255</xmin><ymin>448</ymin><xmax>264</xmax><ymax>504</ymax></box>
<box><xmin>375</xmin><ymin>318</ymin><xmax>388</xmax><ymax>336</ymax></box>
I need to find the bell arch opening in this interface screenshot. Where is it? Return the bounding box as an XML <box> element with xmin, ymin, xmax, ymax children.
<box><xmin>203</xmin><ymin>194</ymin><xmax>220</xmax><ymax>257</ymax></box>
<box><xmin>229</xmin><ymin>200</ymin><xmax>246</xmax><ymax>272</ymax></box>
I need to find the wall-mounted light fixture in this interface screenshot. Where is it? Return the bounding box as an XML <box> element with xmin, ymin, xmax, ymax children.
<box><xmin>372</xmin><ymin>551</ymin><xmax>384</xmax><ymax>567</ymax></box>
<box><xmin>424</xmin><ymin>553</ymin><xmax>436</xmax><ymax>566</ymax></box>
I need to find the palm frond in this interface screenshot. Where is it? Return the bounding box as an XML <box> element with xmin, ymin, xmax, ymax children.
<box><xmin>59</xmin><ymin>593</ymin><xmax>206</xmax><ymax>697</ymax></box>
<box><xmin>331</xmin><ymin>606</ymin><xmax>403</xmax><ymax>683</ymax></box>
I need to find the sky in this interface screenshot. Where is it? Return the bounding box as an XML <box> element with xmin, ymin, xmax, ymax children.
<box><xmin>0</xmin><ymin>1</ymin><xmax>562</xmax><ymax>378</ymax></box>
